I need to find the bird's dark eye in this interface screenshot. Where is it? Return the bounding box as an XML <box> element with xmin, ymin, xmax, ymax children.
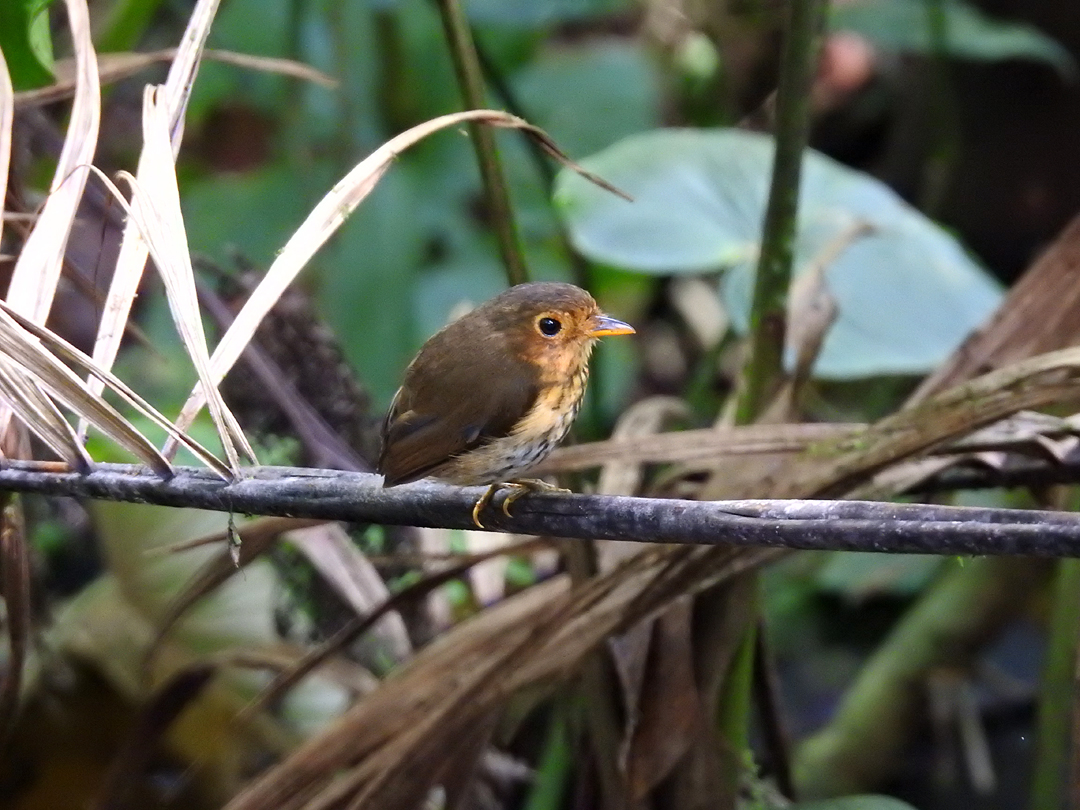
<box><xmin>538</xmin><ymin>317</ymin><xmax>562</xmax><ymax>337</ymax></box>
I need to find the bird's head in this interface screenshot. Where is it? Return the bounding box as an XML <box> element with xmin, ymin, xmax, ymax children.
<box><xmin>483</xmin><ymin>283</ymin><xmax>635</xmax><ymax>382</ymax></box>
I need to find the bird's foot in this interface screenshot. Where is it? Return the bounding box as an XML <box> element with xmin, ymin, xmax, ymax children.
<box><xmin>470</xmin><ymin>479</ymin><xmax>570</xmax><ymax>528</ymax></box>
<box><xmin>501</xmin><ymin>479</ymin><xmax>570</xmax><ymax>518</ymax></box>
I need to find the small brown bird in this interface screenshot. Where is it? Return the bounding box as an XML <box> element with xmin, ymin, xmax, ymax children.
<box><xmin>378</xmin><ymin>282</ymin><xmax>635</xmax><ymax>527</ymax></box>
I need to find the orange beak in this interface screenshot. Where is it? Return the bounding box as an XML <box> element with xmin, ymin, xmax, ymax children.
<box><xmin>589</xmin><ymin>314</ymin><xmax>635</xmax><ymax>337</ymax></box>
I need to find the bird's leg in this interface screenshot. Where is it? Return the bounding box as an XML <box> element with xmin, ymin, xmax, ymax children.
<box><xmin>501</xmin><ymin>478</ymin><xmax>571</xmax><ymax>518</ymax></box>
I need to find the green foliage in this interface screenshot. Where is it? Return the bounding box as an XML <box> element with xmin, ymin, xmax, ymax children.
<box><xmin>463</xmin><ymin>0</ymin><xmax>629</xmax><ymax>27</ymax></box>
<box><xmin>512</xmin><ymin>41</ymin><xmax>663</xmax><ymax>157</ymax></box>
<box><xmin>96</xmin><ymin>0</ymin><xmax>164</xmax><ymax>52</ymax></box>
<box><xmin>831</xmin><ymin>0</ymin><xmax>1076</xmax><ymax>77</ymax></box>
<box><xmin>815</xmin><ymin>553</ymin><xmax>943</xmax><ymax>602</ymax></box>
<box><xmin>1</xmin><ymin>0</ymin><xmax>55</xmax><ymax>90</ymax></box>
<box><xmin>554</xmin><ymin>128</ymin><xmax>1003</xmax><ymax>378</ymax></box>
<box><xmin>183</xmin><ymin>165</ymin><xmax>324</xmax><ymax>268</ymax></box>
<box><xmin>318</xmin><ymin>170</ymin><xmax>427</xmax><ymax>406</ymax></box>
<box><xmin>795</xmin><ymin>798</ymin><xmax>920</xmax><ymax>810</ymax></box>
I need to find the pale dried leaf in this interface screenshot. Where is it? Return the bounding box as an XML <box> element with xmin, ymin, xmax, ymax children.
<box><xmin>463</xmin><ymin>529</ymin><xmax>512</xmax><ymax>606</ymax></box>
<box><xmin>670</xmin><ymin>278</ymin><xmax>728</xmax><ymax>349</ymax></box>
<box><xmin>123</xmin><ymin>85</ymin><xmax>255</xmax><ymax>471</ymax></box>
<box><xmin>0</xmin><ymin>305</ymin><xmax>170</xmax><ymax>473</ymax></box>
<box><xmin>0</xmin><ymin>48</ymin><xmax>12</xmax><ymax>249</ymax></box>
<box><xmin>0</xmin><ymin>356</ymin><xmax>92</xmax><ymax>468</ymax></box>
<box><xmin>0</xmin><ymin>299</ymin><xmax>226</xmax><ymax>475</ymax></box>
<box><xmin>16</xmin><ymin>47</ymin><xmax>335</xmax><ymax>108</ymax></box>
<box><xmin>86</xmin><ymin>0</ymin><xmax>221</xmax><ymax>406</ymax></box>
<box><xmin>597</xmin><ymin>396</ymin><xmax>687</xmax><ymax>499</ymax></box>
<box><xmin>417</xmin><ymin>527</ymin><xmax>453</xmax><ymax>628</ymax></box>
<box><xmin>5</xmin><ymin>0</ymin><xmax>99</xmax><ymax>323</ymax></box>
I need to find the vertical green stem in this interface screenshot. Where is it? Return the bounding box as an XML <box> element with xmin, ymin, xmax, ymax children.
<box><xmin>717</xmin><ymin>610</ymin><xmax>759</xmax><ymax>761</ymax></box>
<box><xmin>918</xmin><ymin>0</ymin><xmax>961</xmax><ymax>216</ymax></box>
<box><xmin>435</xmin><ymin>0</ymin><xmax>528</xmax><ymax>286</ymax></box>
<box><xmin>734</xmin><ymin>0</ymin><xmax>827</xmax><ymax>424</ymax></box>
<box><xmin>1031</xmin><ymin>559</ymin><xmax>1080</xmax><ymax>810</ymax></box>
<box><xmin>720</xmin><ymin>0</ymin><xmax>826</xmax><ymax>795</ymax></box>
<box><xmin>523</xmin><ymin>700</ymin><xmax>575</xmax><ymax>810</ymax></box>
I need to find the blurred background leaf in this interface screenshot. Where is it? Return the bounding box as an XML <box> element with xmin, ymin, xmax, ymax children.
<box><xmin>555</xmin><ymin>128</ymin><xmax>1003</xmax><ymax>377</ymax></box>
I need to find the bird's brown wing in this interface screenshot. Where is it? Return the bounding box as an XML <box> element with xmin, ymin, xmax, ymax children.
<box><xmin>378</xmin><ymin>347</ymin><xmax>538</xmax><ymax>487</ymax></box>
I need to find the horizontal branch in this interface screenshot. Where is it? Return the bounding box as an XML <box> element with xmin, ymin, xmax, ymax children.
<box><xmin>3</xmin><ymin>462</ymin><xmax>1080</xmax><ymax>557</ymax></box>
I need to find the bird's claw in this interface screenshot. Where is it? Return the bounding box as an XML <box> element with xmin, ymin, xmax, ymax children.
<box><xmin>470</xmin><ymin>479</ymin><xmax>569</xmax><ymax>527</ymax></box>
<box><xmin>471</xmin><ymin>483</ymin><xmax>500</xmax><ymax>529</ymax></box>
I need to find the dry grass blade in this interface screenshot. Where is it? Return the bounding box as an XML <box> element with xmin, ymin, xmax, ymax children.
<box><xmin>160</xmin><ymin>0</ymin><xmax>222</xmax><ymax>139</ymax></box>
<box><xmin>0</xmin><ymin>357</ymin><xmax>93</xmax><ymax>469</ymax></box>
<box><xmin>0</xmin><ymin>306</ymin><xmax>171</xmax><ymax>475</ymax></box>
<box><xmin>16</xmin><ymin>47</ymin><xmax>336</xmax><ymax>108</ymax></box>
<box><xmin>159</xmin><ymin>515</ymin><xmax>327</xmax><ymax>555</ymax></box>
<box><xmin>86</xmin><ymin>0</ymin><xmax>220</xmax><ymax>407</ymax></box>
<box><xmin>164</xmin><ymin>109</ymin><xmax>628</xmax><ymax>453</ymax></box>
<box><xmin>534</xmin><ymin>421</ymin><xmax>858</xmax><ymax>474</ymax></box>
<box><xmin>0</xmin><ymin>498</ymin><xmax>29</xmax><ymax>750</ymax></box>
<box><xmin>0</xmin><ymin>300</ymin><xmax>227</xmax><ymax>476</ymax></box>
<box><xmin>121</xmin><ymin>85</ymin><xmax>255</xmax><ymax>472</ymax></box>
<box><xmin>0</xmin><ymin>48</ymin><xmax>13</xmax><ymax>249</ymax></box>
<box><xmin>0</xmin><ymin>0</ymin><xmax>100</xmax><ymax>449</ymax></box>
<box><xmin>5</xmin><ymin>0</ymin><xmax>99</xmax><ymax>323</ymax></box>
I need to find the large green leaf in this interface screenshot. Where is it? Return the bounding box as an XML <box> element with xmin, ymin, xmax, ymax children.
<box><xmin>831</xmin><ymin>0</ymin><xmax>1075</xmax><ymax>77</ymax></box>
<box><xmin>554</xmin><ymin>128</ymin><xmax>1003</xmax><ymax>378</ymax></box>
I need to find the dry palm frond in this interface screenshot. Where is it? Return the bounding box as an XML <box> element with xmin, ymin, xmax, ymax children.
<box><xmin>224</xmin><ymin>544</ymin><xmax>778</xmax><ymax>810</ymax></box>
<box><xmin>16</xmin><ymin>47</ymin><xmax>335</xmax><ymax>108</ymax></box>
